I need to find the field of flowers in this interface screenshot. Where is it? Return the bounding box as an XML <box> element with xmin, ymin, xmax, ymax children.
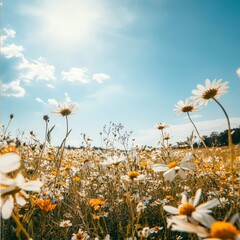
<box><xmin>1</xmin><ymin>79</ymin><xmax>239</xmax><ymax>240</ymax></box>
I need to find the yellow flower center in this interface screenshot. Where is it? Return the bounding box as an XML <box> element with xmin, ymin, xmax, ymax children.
<box><xmin>210</xmin><ymin>221</ymin><xmax>239</xmax><ymax>239</ymax></box>
<box><xmin>128</xmin><ymin>171</ymin><xmax>140</xmax><ymax>179</ymax></box>
<box><xmin>182</xmin><ymin>105</ymin><xmax>194</xmax><ymax>112</ymax></box>
<box><xmin>168</xmin><ymin>161</ymin><xmax>178</xmax><ymax>169</ymax></box>
<box><xmin>179</xmin><ymin>203</ymin><xmax>195</xmax><ymax>216</ymax></box>
<box><xmin>202</xmin><ymin>88</ymin><xmax>218</xmax><ymax>99</ymax></box>
<box><xmin>76</xmin><ymin>232</ymin><xmax>85</xmax><ymax>239</ymax></box>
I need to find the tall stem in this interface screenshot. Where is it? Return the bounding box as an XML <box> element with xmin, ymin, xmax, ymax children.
<box><xmin>187</xmin><ymin>112</ymin><xmax>208</xmax><ymax>149</ymax></box>
<box><xmin>54</xmin><ymin>116</ymin><xmax>69</xmax><ymax>191</ymax></box>
<box><xmin>213</xmin><ymin>98</ymin><xmax>234</xmax><ymax>180</ymax></box>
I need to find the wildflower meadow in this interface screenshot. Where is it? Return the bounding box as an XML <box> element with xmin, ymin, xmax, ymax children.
<box><xmin>1</xmin><ymin>79</ymin><xmax>239</xmax><ymax>240</ymax></box>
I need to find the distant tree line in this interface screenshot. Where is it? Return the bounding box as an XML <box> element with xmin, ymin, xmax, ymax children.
<box><xmin>193</xmin><ymin>126</ymin><xmax>240</xmax><ymax>148</ymax></box>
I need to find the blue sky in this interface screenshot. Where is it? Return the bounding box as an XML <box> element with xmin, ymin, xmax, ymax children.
<box><xmin>1</xmin><ymin>0</ymin><xmax>240</xmax><ymax>147</ymax></box>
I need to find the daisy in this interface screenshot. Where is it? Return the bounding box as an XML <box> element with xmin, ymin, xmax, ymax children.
<box><xmin>52</xmin><ymin>102</ymin><xmax>78</xmax><ymax>117</ymax></box>
<box><xmin>0</xmin><ymin>173</ymin><xmax>43</xmax><ymax>219</ymax></box>
<box><xmin>154</xmin><ymin>123</ymin><xmax>168</xmax><ymax>130</ymax></box>
<box><xmin>0</xmin><ymin>152</ymin><xmax>21</xmax><ymax>173</ymax></box>
<box><xmin>71</xmin><ymin>228</ymin><xmax>90</xmax><ymax>240</ymax></box>
<box><xmin>100</xmin><ymin>154</ymin><xmax>126</xmax><ymax>167</ymax></box>
<box><xmin>164</xmin><ymin>189</ymin><xmax>220</xmax><ymax>228</ymax></box>
<box><xmin>60</xmin><ymin>220</ymin><xmax>72</xmax><ymax>227</ymax></box>
<box><xmin>174</xmin><ymin>98</ymin><xmax>201</xmax><ymax>115</ymax></box>
<box><xmin>121</xmin><ymin>171</ymin><xmax>146</xmax><ymax>182</ymax></box>
<box><xmin>152</xmin><ymin>153</ymin><xmax>195</xmax><ymax>182</ymax></box>
<box><xmin>167</xmin><ymin>214</ymin><xmax>240</xmax><ymax>240</ymax></box>
<box><xmin>191</xmin><ymin>79</ymin><xmax>229</xmax><ymax>106</ymax></box>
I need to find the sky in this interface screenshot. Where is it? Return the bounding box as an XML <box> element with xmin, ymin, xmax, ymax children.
<box><xmin>1</xmin><ymin>0</ymin><xmax>240</xmax><ymax>148</ymax></box>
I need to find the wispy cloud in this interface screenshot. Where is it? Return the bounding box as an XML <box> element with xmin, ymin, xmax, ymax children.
<box><xmin>48</xmin><ymin>98</ymin><xmax>58</xmax><ymax>106</ymax></box>
<box><xmin>36</xmin><ymin>97</ymin><xmax>46</xmax><ymax>104</ymax></box>
<box><xmin>1</xmin><ymin>80</ymin><xmax>26</xmax><ymax>97</ymax></box>
<box><xmin>46</xmin><ymin>83</ymin><xmax>55</xmax><ymax>88</ymax></box>
<box><xmin>92</xmin><ymin>73</ymin><xmax>111</xmax><ymax>84</ymax></box>
<box><xmin>1</xmin><ymin>43</ymin><xmax>24</xmax><ymax>58</ymax></box>
<box><xmin>19</xmin><ymin>57</ymin><xmax>56</xmax><ymax>83</ymax></box>
<box><xmin>134</xmin><ymin>117</ymin><xmax>240</xmax><ymax>146</ymax></box>
<box><xmin>2</xmin><ymin>28</ymin><xmax>16</xmax><ymax>41</ymax></box>
<box><xmin>236</xmin><ymin>67</ymin><xmax>240</xmax><ymax>77</ymax></box>
<box><xmin>64</xmin><ymin>92</ymin><xmax>71</xmax><ymax>102</ymax></box>
<box><xmin>62</xmin><ymin>67</ymin><xmax>89</xmax><ymax>84</ymax></box>
<box><xmin>62</xmin><ymin>68</ymin><xmax>111</xmax><ymax>85</ymax></box>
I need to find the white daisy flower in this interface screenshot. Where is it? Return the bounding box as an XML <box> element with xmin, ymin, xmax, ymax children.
<box><xmin>168</xmin><ymin>213</ymin><xmax>240</xmax><ymax>240</ymax></box>
<box><xmin>0</xmin><ymin>173</ymin><xmax>43</xmax><ymax>219</ymax></box>
<box><xmin>121</xmin><ymin>171</ymin><xmax>146</xmax><ymax>182</ymax></box>
<box><xmin>0</xmin><ymin>153</ymin><xmax>21</xmax><ymax>174</ymax></box>
<box><xmin>52</xmin><ymin>102</ymin><xmax>78</xmax><ymax>117</ymax></box>
<box><xmin>60</xmin><ymin>219</ymin><xmax>72</xmax><ymax>227</ymax></box>
<box><xmin>71</xmin><ymin>228</ymin><xmax>89</xmax><ymax>240</ymax></box>
<box><xmin>191</xmin><ymin>79</ymin><xmax>229</xmax><ymax>106</ymax></box>
<box><xmin>164</xmin><ymin>189</ymin><xmax>220</xmax><ymax>228</ymax></box>
<box><xmin>152</xmin><ymin>153</ymin><xmax>195</xmax><ymax>182</ymax></box>
<box><xmin>174</xmin><ymin>98</ymin><xmax>201</xmax><ymax>115</ymax></box>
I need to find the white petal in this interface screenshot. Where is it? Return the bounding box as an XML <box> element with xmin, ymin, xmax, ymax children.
<box><xmin>163</xmin><ymin>205</ymin><xmax>179</xmax><ymax>214</ymax></box>
<box><xmin>192</xmin><ymin>211</ymin><xmax>215</xmax><ymax>228</ymax></box>
<box><xmin>170</xmin><ymin>216</ymin><xmax>209</xmax><ymax>238</ymax></box>
<box><xmin>193</xmin><ymin>189</ymin><xmax>202</xmax><ymax>206</ymax></box>
<box><xmin>197</xmin><ymin>198</ymin><xmax>220</xmax><ymax>211</ymax></box>
<box><xmin>181</xmin><ymin>194</ymin><xmax>188</xmax><ymax>204</ymax></box>
<box><xmin>1</xmin><ymin>195</ymin><xmax>14</xmax><ymax>219</ymax></box>
<box><xmin>15</xmin><ymin>194</ymin><xmax>27</xmax><ymax>206</ymax></box>
<box><xmin>163</xmin><ymin>169</ymin><xmax>176</xmax><ymax>182</ymax></box>
<box><xmin>22</xmin><ymin>180</ymin><xmax>43</xmax><ymax>192</ymax></box>
<box><xmin>0</xmin><ymin>153</ymin><xmax>21</xmax><ymax>173</ymax></box>
<box><xmin>178</xmin><ymin>168</ymin><xmax>186</xmax><ymax>179</ymax></box>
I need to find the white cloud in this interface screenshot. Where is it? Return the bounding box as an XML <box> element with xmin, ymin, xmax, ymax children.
<box><xmin>36</xmin><ymin>98</ymin><xmax>46</xmax><ymax>104</ymax></box>
<box><xmin>19</xmin><ymin>57</ymin><xmax>56</xmax><ymax>83</ymax></box>
<box><xmin>236</xmin><ymin>67</ymin><xmax>240</xmax><ymax>77</ymax></box>
<box><xmin>62</xmin><ymin>67</ymin><xmax>89</xmax><ymax>83</ymax></box>
<box><xmin>92</xmin><ymin>73</ymin><xmax>111</xmax><ymax>84</ymax></box>
<box><xmin>134</xmin><ymin>118</ymin><xmax>240</xmax><ymax>147</ymax></box>
<box><xmin>46</xmin><ymin>83</ymin><xmax>55</xmax><ymax>88</ymax></box>
<box><xmin>64</xmin><ymin>92</ymin><xmax>71</xmax><ymax>102</ymax></box>
<box><xmin>1</xmin><ymin>43</ymin><xmax>24</xmax><ymax>58</ymax></box>
<box><xmin>1</xmin><ymin>80</ymin><xmax>26</xmax><ymax>97</ymax></box>
<box><xmin>2</xmin><ymin>28</ymin><xmax>16</xmax><ymax>41</ymax></box>
<box><xmin>48</xmin><ymin>98</ymin><xmax>58</xmax><ymax>106</ymax></box>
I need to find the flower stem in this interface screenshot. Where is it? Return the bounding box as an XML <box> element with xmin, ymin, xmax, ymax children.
<box><xmin>213</xmin><ymin>98</ymin><xmax>234</xmax><ymax>180</ymax></box>
<box><xmin>11</xmin><ymin>212</ymin><xmax>31</xmax><ymax>240</ymax></box>
<box><xmin>187</xmin><ymin>112</ymin><xmax>208</xmax><ymax>149</ymax></box>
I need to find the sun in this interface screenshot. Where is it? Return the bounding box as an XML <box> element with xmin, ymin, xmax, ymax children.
<box><xmin>40</xmin><ymin>0</ymin><xmax>102</xmax><ymax>46</ymax></box>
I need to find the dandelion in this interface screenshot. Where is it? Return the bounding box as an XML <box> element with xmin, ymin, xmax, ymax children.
<box><xmin>164</xmin><ymin>189</ymin><xmax>219</xmax><ymax>228</ymax></box>
<box><xmin>0</xmin><ymin>152</ymin><xmax>21</xmax><ymax>174</ymax></box>
<box><xmin>152</xmin><ymin>153</ymin><xmax>195</xmax><ymax>182</ymax></box>
<box><xmin>0</xmin><ymin>173</ymin><xmax>43</xmax><ymax>219</ymax></box>
<box><xmin>72</xmin><ymin>228</ymin><xmax>90</xmax><ymax>240</ymax></box>
<box><xmin>60</xmin><ymin>220</ymin><xmax>72</xmax><ymax>227</ymax></box>
<box><xmin>52</xmin><ymin>102</ymin><xmax>78</xmax><ymax>117</ymax></box>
